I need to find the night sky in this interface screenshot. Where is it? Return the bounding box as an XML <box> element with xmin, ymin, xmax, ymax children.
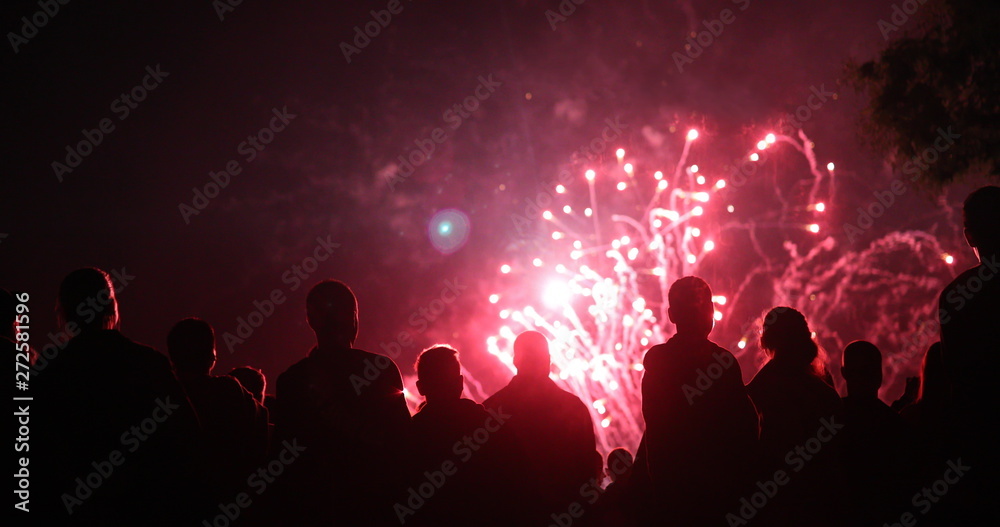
<box><xmin>5</xmin><ymin>0</ymin><xmax>991</xmax><ymax>399</ymax></box>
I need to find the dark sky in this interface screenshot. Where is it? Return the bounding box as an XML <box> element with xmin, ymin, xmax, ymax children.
<box><xmin>4</xmin><ymin>0</ymin><xmax>986</xmax><ymax>397</ymax></box>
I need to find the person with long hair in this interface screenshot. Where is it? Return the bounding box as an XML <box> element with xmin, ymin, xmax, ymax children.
<box><xmin>744</xmin><ymin>307</ymin><xmax>845</xmax><ymax>526</ymax></box>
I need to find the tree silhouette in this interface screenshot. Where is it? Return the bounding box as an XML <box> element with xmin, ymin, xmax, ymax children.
<box><xmin>849</xmin><ymin>0</ymin><xmax>999</xmax><ymax>187</ymax></box>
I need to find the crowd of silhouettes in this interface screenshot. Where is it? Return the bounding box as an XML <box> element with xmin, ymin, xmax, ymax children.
<box><xmin>11</xmin><ymin>185</ymin><xmax>998</xmax><ymax>526</ymax></box>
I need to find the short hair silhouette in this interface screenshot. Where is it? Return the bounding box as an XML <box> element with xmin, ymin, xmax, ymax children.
<box><xmin>167</xmin><ymin>318</ymin><xmax>216</xmax><ymax>374</ymax></box>
<box><xmin>606</xmin><ymin>447</ymin><xmax>634</xmax><ymax>482</ymax></box>
<box><xmin>57</xmin><ymin>268</ymin><xmax>118</xmax><ymax>331</ymax></box>
<box><xmin>842</xmin><ymin>340</ymin><xmax>882</xmax><ymax>396</ymax></box>
<box><xmin>667</xmin><ymin>276</ymin><xmax>714</xmax><ymax>335</ymax></box>
<box><xmin>229</xmin><ymin>366</ymin><xmax>266</xmax><ymax>402</ymax></box>
<box><xmin>1</xmin><ymin>288</ymin><xmax>16</xmax><ymax>340</ymax></box>
<box><xmin>415</xmin><ymin>345</ymin><xmax>463</xmax><ymax>400</ymax></box>
<box><xmin>306</xmin><ymin>280</ymin><xmax>358</xmax><ymax>346</ymax></box>
<box><xmin>760</xmin><ymin>307</ymin><xmax>818</xmax><ymax>367</ymax></box>
<box><xmin>963</xmin><ymin>185</ymin><xmax>1000</xmax><ymax>251</ymax></box>
<box><xmin>513</xmin><ymin>330</ymin><xmax>550</xmax><ymax>377</ymax></box>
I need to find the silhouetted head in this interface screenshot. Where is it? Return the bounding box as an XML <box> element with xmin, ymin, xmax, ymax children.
<box><xmin>919</xmin><ymin>342</ymin><xmax>948</xmax><ymax>404</ymax></box>
<box><xmin>1</xmin><ymin>289</ymin><xmax>15</xmax><ymax>341</ymax></box>
<box><xmin>229</xmin><ymin>366</ymin><xmax>266</xmax><ymax>403</ymax></box>
<box><xmin>306</xmin><ymin>280</ymin><xmax>359</xmax><ymax>347</ymax></box>
<box><xmin>963</xmin><ymin>185</ymin><xmax>1000</xmax><ymax>260</ymax></box>
<box><xmin>513</xmin><ymin>330</ymin><xmax>551</xmax><ymax>379</ymax></box>
<box><xmin>760</xmin><ymin>307</ymin><xmax>820</xmax><ymax>371</ymax></box>
<box><xmin>667</xmin><ymin>276</ymin><xmax>714</xmax><ymax>337</ymax></box>
<box><xmin>57</xmin><ymin>268</ymin><xmax>119</xmax><ymax>332</ymax></box>
<box><xmin>167</xmin><ymin>318</ymin><xmax>216</xmax><ymax>376</ymax></box>
<box><xmin>841</xmin><ymin>340</ymin><xmax>882</xmax><ymax>398</ymax></box>
<box><xmin>606</xmin><ymin>447</ymin><xmax>634</xmax><ymax>483</ymax></box>
<box><xmin>415</xmin><ymin>345</ymin><xmax>464</xmax><ymax>402</ymax></box>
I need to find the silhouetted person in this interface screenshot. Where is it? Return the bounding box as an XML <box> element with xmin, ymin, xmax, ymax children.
<box><xmin>587</xmin><ymin>447</ymin><xmax>635</xmax><ymax>526</ymax></box>
<box><xmin>839</xmin><ymin>340</ymin><xmax>912</xmax><ymax>524</ymax></box>
<box><xmin>229</xmin><ymin>366</ymin><xmax>266</xmax><ymax>404</ymax></box>
<box><xmin>746</xmin><ymin>307</ymin><xmax>845</xmax><ymax>526</ymax></box>
<box><xmin>404</xmin><ymin>345</ymin><xmax>508</xmax><ymax>526</ymax></box>
<box><xmin>939</xmin><ymin>186</ymin><xmax>1000</xmax><ymax>406</ymax></box>
<box><xmin>937</xmin><ymin>186</ymin><xmax>1000</xmax><ymax>523</ymax></box>
<box><xmin>892</xmin><ymin>341</ymin><xmax>966</xmax><ymax>526</ymax></box>
<box><xmin>483</xmin><ymin>330</ymin><xmax>597</xmax><ymax>526</ymax></box>
<box><xmin>639</xmin><ymin>276</ymin><xmax>758</xmax><ymax>526</ymax></box>
<box><xmin>272</xmin><ymin>280</ymin><xmax>410</xmax><ymax>526</ymax></box>
<box><xmin>167</xmin><ymin>318</ymin><xmax>268</xmax><ymax>496</ymax></box>
<box><xmin>606</xmin><ymin>447</ymin><xmax>633</xmax><ymax>484</ymax></box>
<box><xmin>899</xmin><ymin>343</ymin><xmax>951</xmax><ymax>434</ymax></box>
<box><xmin>33</xmin><ymin>268</ymin><xmax>201</xmax><ymax>526</ymax></box>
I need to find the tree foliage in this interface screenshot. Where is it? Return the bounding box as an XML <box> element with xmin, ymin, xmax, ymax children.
<box><xmin>849</xmin><ymin>0</ymin><xmax>1000</xmax><ymax>187</ymax></box>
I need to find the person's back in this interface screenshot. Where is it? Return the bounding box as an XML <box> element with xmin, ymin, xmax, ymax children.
<box><xmin>939</xmin><ymin>185</ymin><xmax>1000</xmax><ymax>409</ymax></box>
<box><xmin>839</xmin><ymin>341</ymin><xmax>913</xmax><ymax>525</ymax></box>
<box><xmin>483</xmin><ymin>331</ymin><xmax>597</xmax><ymax>526</ymax></box>
<box><xmin>271</xmin><ymin>280</ymin><xmax>410</xmax><ymax>526</ymax></box>
<box><xmin>748</xmin><ymin>359</ymin><xmax>842</xmax><ymax>457</ymax></box>
<box><xmin>167</xmin><ymin>319</ymin><xmax>268</xmax><ymax>496</ymax></box>
<box><xmin>229</xmin><ymin>365</ymin><xmax>267</xmax><ymax>404</ymax></box>
<box><xmin>33</xmin><ymin>268</ymin><xmax>202</xmax><ymax>526</ymax></box>
<box><xmin>405</xmin><ymin>346</ymin><xmax>508</xmax><ymax>526</ymax></box>
<box><xmin>640</xmin><ymin>277</ymin><xmax>758</xmax><ymax>526</ymax></box>
<box><xmin>936</xmin><ymin>186</ymin><xmax>1000</xmax><ymax>524</ymax></box>
<box><xmin>745</xmin><ymin>307</ymin><xmax>845</xmax><ymax>527</ymax></box>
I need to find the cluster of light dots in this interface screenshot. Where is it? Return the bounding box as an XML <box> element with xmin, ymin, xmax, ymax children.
<box><xmin>482</xmin><ymin>128</ymin><xmax>836</xmax><ymax>455</ymax></box>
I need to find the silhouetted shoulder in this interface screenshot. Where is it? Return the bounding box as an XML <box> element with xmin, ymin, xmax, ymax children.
<box><xmin>641</xmin><ymin>342</ymin><xmax>671</xmax><ymax>371</ymax></box>
<box><xmin>746</xmin><ymin>359</ymin><xmax>779</xmax><ymax>392</ymax></box>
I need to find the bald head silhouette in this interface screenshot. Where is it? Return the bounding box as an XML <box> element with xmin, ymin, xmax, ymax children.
<box><xmin>842</xmin><ymin>340</ymin><xmax>882</xmax><ymax>399</ymax></box>
<box><xmin>306</xmin><ymin>280</ymin><xmax>359</xmax><ymax>348</ymax></box>
<box><xmin>513</xmin><ymin>330</ymin><xmax>550</xmax><ymax>379</ymax></box>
